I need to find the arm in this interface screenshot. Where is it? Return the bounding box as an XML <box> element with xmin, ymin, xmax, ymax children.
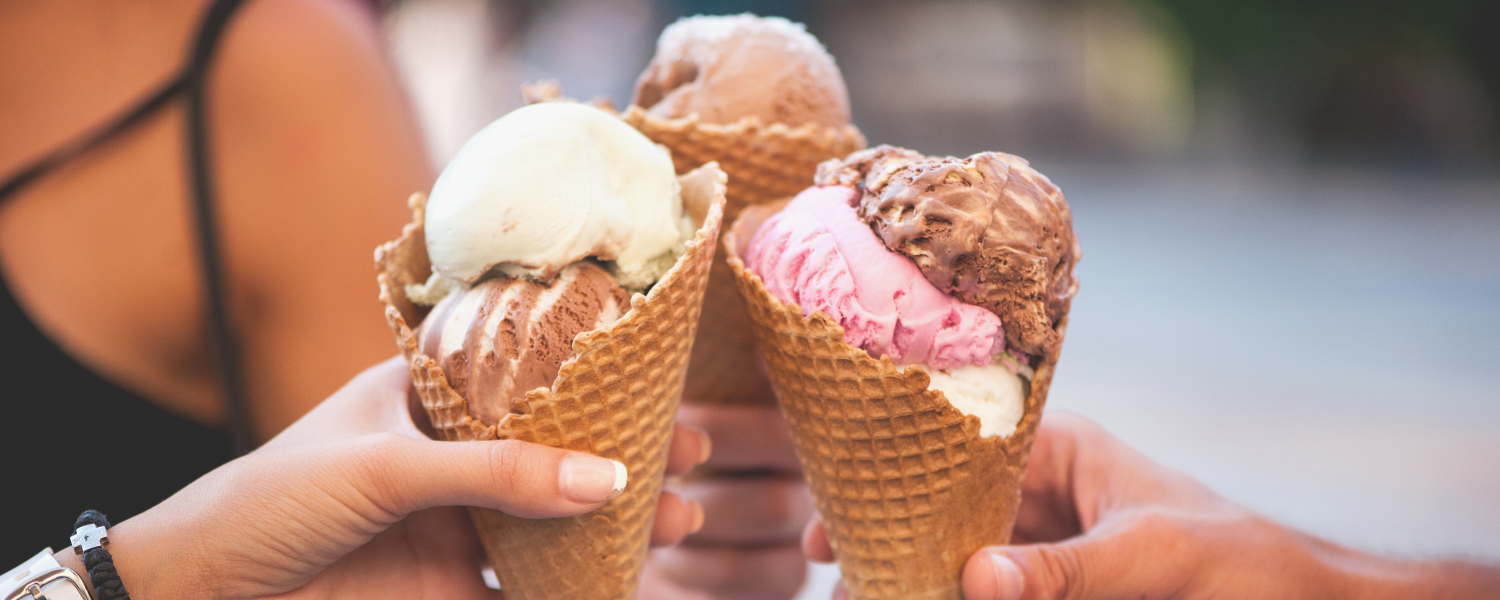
<box><xmin>804</xmin><ymin>412</ymin><xmax>1500</xmax><ymax>600</ymax></box>
<box><xmin>53</xmin><ymin>358</ymin><xmax>710</xmax><ymax>600</ymax></box>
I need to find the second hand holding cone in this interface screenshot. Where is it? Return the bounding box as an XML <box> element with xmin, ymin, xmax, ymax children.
<box><xmin>376</xmin><ymin>102</ymin><xmax>727</xmax><ymax>600</ymax></box>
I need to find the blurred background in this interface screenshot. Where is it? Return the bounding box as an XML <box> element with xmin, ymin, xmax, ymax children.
<box><xmin>381</xmin><ymin>0</ymin><xmax>1499</xmax><ymax>597</ymax></box>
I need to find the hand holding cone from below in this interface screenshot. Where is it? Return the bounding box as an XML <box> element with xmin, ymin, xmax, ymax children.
<box><xmin>376</xmin><ymin>104</ymin><xmax>728</xmax><ymax>597</ymax></box>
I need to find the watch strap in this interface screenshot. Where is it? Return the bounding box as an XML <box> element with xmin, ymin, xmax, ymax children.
<box><xmin>1</xmin><ymin>550</ymin><xmax>90</xmax><ymax>600</ymax></box>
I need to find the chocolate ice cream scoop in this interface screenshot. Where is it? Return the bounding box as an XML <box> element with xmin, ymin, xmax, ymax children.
<box><xmin>415</xmin><ymin>262</ymin><xmax>631</xmax><ymax>425</ymax></box>
<box><xmin>816</xmin><ymin>145</ymin><xmax>1079</xmax><ymax>358</ymax></box>
<box><xmin>632</xmin><ymin>14</ymin><xmax>850</xmax><ymax>128</ymax></box>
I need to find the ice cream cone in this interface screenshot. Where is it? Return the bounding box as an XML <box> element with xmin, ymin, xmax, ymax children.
<box><xmin>722</xmin><ymin>202</ymin><xmax>1064</xmax><ymax>600</ymax></box>
<box><xmin>619</xmin><ymin>108</ymin><xmax>865</xmax><ymax>214</ymax></box>
<box><xmin>376</xmin><ymin>164</ymin><xmax>728</xmax><ymax>600</ymax></box>
<box><xmin>619</xmin><ymin>107</ymin><xmax>865</xmax><ymax>405</ymax></box>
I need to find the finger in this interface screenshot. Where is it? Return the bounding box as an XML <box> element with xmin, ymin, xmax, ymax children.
<box><xmin>357</xmin><ymin>434</ymin><xmax>628</xmax><ymax>519</ymax></box>
<box><xmin>667</xmin><ymin>424</ymin><xmax>713</xmax><ymax>477</ymax></box>
<box><xmin>651</xmin><ymin>543</ymin><xmax>807</xmax><ymax>599</ymax></box>
<box><xmin>832</xmin><ymin>580</ymin><xmax>847</xmax><ymax>600</ymax></box>
<box><xmin>674</xmin><ymin>475</ymin><xmax>811</xmax><ymax>546</ymax></box>
<box><xmin>639</xmin><ymin>557</ymin><xmax>718</xmax><ymax>600</ymax></box>
<box><xmin>1009</xmin><ymin>412</ymin><xmax>1086</xmax><ymax>544</ymax></box>
<box><xmin>677</xmin><ymin>404</ymin><xmax>801</xmax><ymax>472</ymax></box>
<box><xmin>651</xmin><ymin>491</ymin><xmax>706</xmax><ymax>547</ymax></box>
<box><xmin>801</xmin><ymin>515</ymin><xmax>835</xmax><ymax>563</ymax></box>
<box><xmin>962</xmin><ymin>515</ymin><xmax>1183</xmax><ymax>600</ymax></box>
<box><xmin>1022</xmin><ymin>412</ymin><xmax>1217</xmax><ymax>540</ymax></box>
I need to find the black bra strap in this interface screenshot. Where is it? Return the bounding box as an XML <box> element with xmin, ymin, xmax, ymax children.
<box><xmin>184</xmin><ymin>0</ymin><xmax>254</xmax><ymax>455</ymax></box>
<box><xmin>0</xmin><ymin>0</ymin><xmax>256</xmax><ymax>454</ymax></box>
<box><xmin>0</xmin><ymin>78</ymin><xmax>185</xmax><ymax>202</ymax></box>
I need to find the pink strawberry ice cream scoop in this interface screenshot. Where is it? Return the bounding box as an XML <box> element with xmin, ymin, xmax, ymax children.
<box><xmin>745</xmin><ymin>186</ymin><xmax>1005</xmax><ymax>370</ymax></box>
<box><xmin>816</xmin><ymin>146</ymin><xmax>1079</xmax><ymax>358</ymax></box>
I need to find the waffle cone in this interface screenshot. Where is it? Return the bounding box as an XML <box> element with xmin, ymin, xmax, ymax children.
<box><xmin>722</xmin><ymin>203</ymin><xmax>1064</xmax><ymax>600</ymax></box>
<box><xmin>375</xmin><ymin>164</ymin><xmax>728</xmax><ymax>600</ymax></box>
<box><xmin>620</xmin><ymin>106</ymin><xmax>866</xmax><ymax>405</ymax></box>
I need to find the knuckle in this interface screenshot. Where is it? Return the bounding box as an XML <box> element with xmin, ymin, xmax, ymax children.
<box><xmin>1032</xmin><ymin>546</ymin><xmax>1092</xmax><ymax>600</ymax></box>
<box><xmin>1029</xmin><ymin>544</ymin><xmax>1089</xmax><ymax>600</ymax></box>
<box><xmin>345</xmin><ymin>432</ymin><xmax>415</xmax><ymax>514</ymax></box>
<box><xmin>348</xmin><ymin>433</ymin><xmax>410</xmax><ymax>480</ymax></box>
<box><xmin>1129</xmin><ymin>507</ymin><xmax>1200</xmax><ymax>549</ymax></box>
<box><xmin>1128</xmin><ymin>508</ymin><xmax>1210</xmax><ymax>571</ymax></box>
<box><xmin>1042</xmin><ymin>412</ymin><xmax>1101</xmax><ymax>441</ymax></box>
<box><xmin>1131</xmin><ymin>508</ymin><xmax>1184</xmax><ymax>536</ymax></box>
<box><xmin>486</xmin><ymin>439</ymin><xmax>538</xmax><ymax>493</ymax></box>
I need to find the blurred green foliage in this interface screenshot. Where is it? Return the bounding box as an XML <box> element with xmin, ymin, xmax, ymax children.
<box><xmin>1148</xmin><ymin>0</ymin><xmax>1483</xmax><ymax>79</ymax></box>
<box><xmin>1146</xmin><ymin>0</ymin><xmax>1498</xmax><ymax>159</ymax></box>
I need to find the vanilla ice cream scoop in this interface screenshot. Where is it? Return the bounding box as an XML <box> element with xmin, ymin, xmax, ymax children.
<box><xmin>424</xmin><ymin>102</ymin><xmax>686</xmax><ymax>289</ymax></box>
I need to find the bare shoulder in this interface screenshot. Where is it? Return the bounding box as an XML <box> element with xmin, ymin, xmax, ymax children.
<box><xmin>222</xmin><ymin>0</ymin><xmax>398</xmax><ymax>91</ymax></box>
<box><xmin>207</xmin><ymin>0</ymin><xmax>433</xmax><ymax>437</ymax></box>
<box><xmin>208</xmin><ymin>0</ymin><xmax>429</xmax><ymax>265</ymax></box>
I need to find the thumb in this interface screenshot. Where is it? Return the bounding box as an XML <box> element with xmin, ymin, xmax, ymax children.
<box><xmin>962</xmin><ymin>516</ymin><xmax>1184</xmax><ymax>600</ymax></box>
<box><xmin>351</xmin><ymin>434</ymin><xmax>629</xmax><ymax>519</ymax></box>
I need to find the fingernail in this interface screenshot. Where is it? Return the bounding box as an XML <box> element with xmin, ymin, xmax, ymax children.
<box><xmin>687</xmin><ymin>500</ymin><xmax>705</xmax><ymax>534</ymax></box>
<box><xmin>559</xmin><ymin>454</ymin><xmax>628</xmax><ymax>504</ymax></box>
<box><xmin>986</xmin><ymin>550</ymin><xmax>1024</xmax><ymax>600</ymax></box>
<box><xmin>832</xmin><ymin>582</ymin><xmax>848</xmax><ymax>600</ymax></box>
<box><xmin>695</xmin><ymin>429</ymin><xmax>713</xmax><ymax>464</ymax></box>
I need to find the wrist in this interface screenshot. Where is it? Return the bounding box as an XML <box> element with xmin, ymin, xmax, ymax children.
<box><xmin>61</xmin><ymin>512</ymin><xmax>177</xmax><ymax>600</ymax></box>
<box><xmin>49</xmin><ymin>513</ymin><xmax>161</xmax><ymax>600</ymax></box>
<box><xmin>1302</xmin><ymin>533</ymin><xmax>1500</xmax><ymax>599</ymax></box>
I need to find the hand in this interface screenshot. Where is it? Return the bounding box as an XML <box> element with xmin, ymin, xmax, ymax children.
<box><xmin>84</xmin><ymin>357</ymin><xmax>711</xmax><ymax>600</ymax></box>
<box><xmin>641</xmin><ymin>403</ymin><xmax>815</xmax><ymax>600</ymax></box>
<box><xmin>803</xmin><ymin>412</ymin><xmax>1500</xmax><ymax>600</ymax></box>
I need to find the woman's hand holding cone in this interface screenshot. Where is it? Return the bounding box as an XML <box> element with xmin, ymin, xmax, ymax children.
<box><xmin>72</xmin><ymin>357</ymin><xmax>710</xmax><ymax>600</ymax></box>
<box><xmin>804</xmin><ymin>412</ymin><xmax>1500</xmax><ymax>600</ymax></box>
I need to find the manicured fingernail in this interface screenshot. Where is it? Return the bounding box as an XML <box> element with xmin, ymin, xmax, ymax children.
<box><xmin>687</xmin><ymin>500</ymin><xmax>705</xmax><ymax>534</ymax></box>
<box><xmin>695</xmin><ymin>429</ymin><xmax>713</xmax><ymax>464</ymax></box>
<box><xmin>832</xmin><ymin>581</ymin><xmax>848</xmax><ymax>600</ymax></box>
<box><xmin>559</xmin><ymin>455</ymin><xmax>627</xmax><ymax>504</ymax></box>
<box><xmin>985</xmin><ymin>550</ymin><xmax>1024</xmax><ymax>600</ymax></box>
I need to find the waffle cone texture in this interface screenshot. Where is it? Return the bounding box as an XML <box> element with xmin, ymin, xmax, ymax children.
<box><xmin>621</xmin><ymin>107</ymin><xmax>866</xmax><ymax>405</ymax></box>
<box><xmin>375</xmin><ymin>164</ymin><xmax>728</xmax><ymax>600</ymax></box>
<box><xmin>723</xmin><ymin>203</ymin><xmax>1064</xmax><ymax>600</ymax></box>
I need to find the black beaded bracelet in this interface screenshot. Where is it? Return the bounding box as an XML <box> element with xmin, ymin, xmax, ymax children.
<box><xmin>73</xmin><ymin>510</ymin><xmax>131</xmax><ymax>600</ymax></box>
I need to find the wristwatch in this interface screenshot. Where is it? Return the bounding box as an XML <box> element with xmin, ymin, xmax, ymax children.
<box><xmin>1</xmin><ymin>549</ymin><xmax>89</xmax><ymax>600</ymax></box>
